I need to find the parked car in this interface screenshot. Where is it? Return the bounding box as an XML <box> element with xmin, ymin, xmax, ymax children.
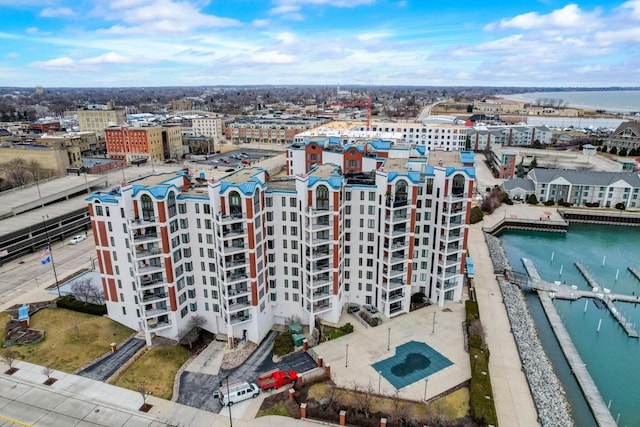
<box><xmin>69</xmin><ymin>234</ymin><xmax>86</xmax><ymax>245</ymax></box>
<box><xmin>242</xmin><ymin>160</ymin><xmax>250</xmax><ymax>165</ymax></box>
<box><xmin>363</xmin><ymin>303</ymin><xmax>378</xmax><ymax>314</ymax></box>
<box><xmin>347</xmin><ymin>304</ymin><xmax>360</xmax><ymax>314</ymax></box>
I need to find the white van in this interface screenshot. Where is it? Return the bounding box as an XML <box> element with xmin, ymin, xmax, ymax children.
<box><xmin>214</xmin><ymin>382</ymin><xmax>260</xmax><ymax>406</ymax></box>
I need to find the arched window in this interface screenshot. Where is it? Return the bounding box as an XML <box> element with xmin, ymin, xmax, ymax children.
<box><xmin>316</xmin><ymin>185</ymin><xmax>329</xmax><ymax>210</ymax></box>
<box><xmin>452</xmin><ymin>174</ymin><xmax>466</xmax><ymax>196</ymax></box>
<box><xmin>141</xmin><ymin>194</ymin><xmax>154</xmax><ymax>221</ymax></box>
<box><xmin>253</xmin><ymin>189</ymin><xmax>261</xmax><ymax>212</ymax></box>
<box><xmin>229</xmin><ymin>191</ymin><xmax>242</xmax><ymax>217</ymax></box>
<box><xmin>167</xmin><ymin>191</ymin><xmax>177</xmax><ymax>218</ymax></box>
<box><xmin>395</xmin><ymin>180</ymin><xmax>408</xmax><ymax>202</ymax></box>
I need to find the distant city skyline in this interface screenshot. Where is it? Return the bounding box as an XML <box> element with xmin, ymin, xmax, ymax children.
<box><xmin>1</xmin><ymin>1</ymin><xmax>639</xmax><ymax>88</ymax></box>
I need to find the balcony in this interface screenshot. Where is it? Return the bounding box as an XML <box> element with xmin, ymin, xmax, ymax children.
<box><xmin>227</xmin><ymin>286</ymin><xmax>250</xmax><ymax>298</ymax></box>
<box><xmin>310</xmin><ymin>202</ymin><xmax>331</xmax><ymax>214</ymax></box>
<box><xmin>311</xmin><ymin>233</ymin><xmax>332</xmax><ymax>245</ymax></box>
<box><xmin>219</xmin><ymin>212</ymin><xmax>246</xmax><ymax>224</ymax></box>
<box><xmin>436</xmin><ymin>278</ymin><xmax>459</xmax><ymax>291</ymax></box>
<box><xmin>384</xmin><ymin>267</ymin><xmax>407</xmax><ymax>278</ymax></box>
<box><xmin>438</xmin><ymin>254</ymin><xmax>459</xmax><ymax>269</ymax></box>
<box><xmin>385</xmin><ymin>211</ymin><xmax>409</xmax><ymax>224</ymax></box>
<box><xmin>141</xmin><ymin>291</ymin><xmax>167</xmax><ymax>303</ymax></box>
<box><xmin>222</xmin><ymin>226</ymin><xmax>246</xmax><ymax>238</ymax></box>
<box><xmin>310</xmin><ymin>217</ymin><xmax>331</xmax><ymax>231</ymax></box>
<box><xmin>130</xmin><ymin>217</ymin><xmax>158</xmax><ymax>229</ymax></box>
<box><xmin>383</xmin><ymin>291</ymin><xmax>404</xmax><ymax>302</ymax></box>
<box><xmin>137</xmin><ymin>262</ymin><xmax>164</xmax><ymax>275</ymax></box>
<box><xmin>147</xmin><ymin>318</ymin><xmax>172</xmax><ymax>331</ymax></box>
<box><xmin>312</xmin><ymin>261</ymin><xmax>331</xmax><ymax>272</ymax></box>
<box><xmin>383</xmin><ymin>278</ymin><xmax>406</xmax><ymax>290</ymax></box>
<box><xmin>389</xmin><ymin>303</ymin><xmax>404</xmax><ymax>314</ymax></box>
<box><xmin>230</xmin><ymin>311</ymin><xmax>252</xmax><ymax>325</ymax></box>
<box><xmin>310</xmin><ymin>273</ymin><xmax>332</xmax><ymax>287</ymax></box>
<box><xmin>226</xmin><ymin>272</ymin><xmax>248</xmax><ymax>284</ymax></box>
<box><xmin>385</xmin><ymin>197</ymin><xmax>410</xmax><ymax>208</ymax></box>
<box><xmin>310</xmin><ymin>301</ymin><xmax>332</xmax><ymax>314</ymax></box>
<box><xmin>144</xmin><ymin>303</ymin><xmax>169</xmax><ymax>318</ymax></box>
<box><xmin>228</xmin><ymin>299</ymin><xmax>251</xmax><ymax>312</ymax></box>
<box><xmin>223</xmin><ymin>241</ymin><xmax>246</xmax><ymax>254</ymax></box>
<box><xmin>133</xmin><ymin>245</ymin><xmax>162</xmax><ymax>260</ymax></box>
<box><xmin>140</xmin><ymin>275</ymin><xmax>164</xmax><ymax>289</ymax></box>
<box><xmin>224</xmin><ymin>257</ymin><xmax>248</xmax><ymax>268</ymax></box>
<box><xmin>133</xmin><ymin>230</ymin><xmax>159</xmax><ymax>242</ymax></box>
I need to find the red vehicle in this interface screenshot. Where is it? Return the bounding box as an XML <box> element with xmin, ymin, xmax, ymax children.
<box><xmin>257</xmin><ymin>369</ymin><xmax>298</xmax><ymax>391</ymax></box>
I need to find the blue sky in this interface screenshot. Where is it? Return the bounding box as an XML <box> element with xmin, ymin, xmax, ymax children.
<box><xmin>1</xmin><ymin>0</ymin><xmax>639</xmax><ymax>87</ymax></box>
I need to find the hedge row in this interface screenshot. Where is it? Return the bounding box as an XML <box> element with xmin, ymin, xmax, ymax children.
<box><xmin>56</xmin><ymin>296</ymin><xmax>107</xmax><ymax>316</ymax></box>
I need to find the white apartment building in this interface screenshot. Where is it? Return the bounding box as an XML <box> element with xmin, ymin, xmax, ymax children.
<box><xmin>87</xmin><ymin>141</ymin><xmax>475</xmax><ymax>347</ymax></box>
<box><xmin>354</xmin><ymin>122</ymin><xmax>469</xmax><ymax>150</ymax></box>
<box><xmin>191</xmin><ymin>117</ymin><xmax>224</xmax><ymax>142</ymax></box>
<box><xmin>467</xmin><ymin>125</ymin><xmax>553</xmax><ymax>151</ymax></box>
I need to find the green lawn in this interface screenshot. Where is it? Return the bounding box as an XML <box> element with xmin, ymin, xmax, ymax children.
<box><xmin>2</xmin><ymin>308</ymin><xmax>133</xmax><ymax>372</ymax></box>
<box><xmin>112</xmin><ymin>344</ymin><xmax>191</xmax><ymax>400</ymax></box>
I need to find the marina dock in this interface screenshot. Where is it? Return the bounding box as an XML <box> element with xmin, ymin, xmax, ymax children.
<box><xmin>628</xmin><ymin>266</ymin><xmax>640</xmax><ymax>282</ymax></box>
<box><xmin>538</xmin><ymin>292</ymin><xmax>617</xmax><ymax>427</ymax></box>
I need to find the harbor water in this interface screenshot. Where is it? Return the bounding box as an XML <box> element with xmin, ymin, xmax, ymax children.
<box><xmin>500</xmin><ymin>224</ymin><xmax>640</xmax><ymax>427</ymax></box>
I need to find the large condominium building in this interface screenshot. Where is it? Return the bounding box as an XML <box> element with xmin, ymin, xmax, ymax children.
<box><xmin>191</xmin><ymin>116</ymin><xmax>224</xmax><ymax>142</ymax></box>
<box><xmin>105</xmin><ymin>124</ymin><xmax>182</xmax><ymax>162</ymax></box>
<box><xmin>77</xmin><ymin>101</ymin><xmax>127</xmax><ymax>134</ymax></box>
<box><xmin>225</xmin><ymin>117</ymin><xmax>327</xmax><ymax>145</ymax></box>
<box><xmin>87</xmin><ymin>141</ymin><xmax>475</xmax><ymax>346</ymax></box>
<box><xmin>353</xmin><ymin>121</ymin><xmax>469</xmax><ymax>150</ymax></box>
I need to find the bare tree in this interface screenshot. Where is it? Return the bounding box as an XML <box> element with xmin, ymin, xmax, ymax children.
<box><xmin>42</xmin><ymin>366</ymin><xmax>55</xmax><ymax>379</ymax></box>
<box><xmin>71</xmin><ymin>278</ymin><xmax>104</xmax><ymax>304</ymax></box>
<box><xmin>179</xmin><ymin>314</ymin><xmax>207</xmax><ymax>349</ymax></box>
<box><xmin>351</xmin><ymin>380</ymin><xmax>375</xmax><ymax>419</ymax></box>
<box><xmin>388</xmin><ymin>390</ymin><xmax>411</xmax><ymax>425</ymax></box>
<box><xmin>2</xmin><ymin>349</ymin><xmax>19</xmax><ymax>370</ymax></box>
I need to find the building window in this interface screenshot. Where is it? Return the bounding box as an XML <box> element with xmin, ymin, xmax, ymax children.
<box><xmin>141</xmin><ymin>194</ymin><xmax>154</xmax><ymax>220</ymax></box>
<box><xmin>229</xmin><ymin>191</ymin><xmax>242</xmax><ymax>217</ymax></box>
<box><xmin>167</xmin><ymin>192</ymin><xmax>177</xmax><ymax>217</ymax></box>
<box><xmin>316</xmin><ymin>185</ymin><xmax>329</xmax><ymax>210</ymax></box>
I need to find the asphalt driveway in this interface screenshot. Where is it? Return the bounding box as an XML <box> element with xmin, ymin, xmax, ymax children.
<box><xmin>176</xmin><ymin>330</ymin><xmax>316</xmax><ymax>413</ymax></box>
<box><xmin>76</xmin><ymin>337</ymin><xmax>146</xmax><ymax>382</ymax></box>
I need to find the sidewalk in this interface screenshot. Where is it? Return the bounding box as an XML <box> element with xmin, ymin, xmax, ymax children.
<box><xmin>468</xmin><ymin>210</ymin><xmax>540</xmax><ymax>426</ymax></box>
<box><xmin>0</xmin><ymin>359</ymin><xmax>325</xmax><ymax>427</ymax></box>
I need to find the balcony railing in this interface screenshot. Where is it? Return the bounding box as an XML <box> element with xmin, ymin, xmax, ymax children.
<box><xmin>148</xmin><ymin>320</ymin><xmax>172</xmax><ymax>330</ymax></box>
<box><xmin>133</xmin><ymin>232</ymin><xmax>159</xmax><ymax>242</ymax></box>
<box><xmin>219</xmin><ymin>213</ymin><xmax>246</xmax><ymax>223</ymax></box>
<box><xmin>230</xmin><ymin>312</ymin><xmax>252</xmax><ymax>325</ymax></box>
<box><xmin>142</xmin><ymin>292</ymin><xmax>167</xmax><ymax>303</ymax></box>
<box><xmin>227</xmin><ymin>286</ymin><xmax>249</xmax><ymax>297</ymax></box>
<box><xmin>137</xmin><ymin>264</ymin><xmax>164</xmax><ymax>275</ymax></box>
<box><xmin>130</xmin><ymin>217</ymin><xmax>157</xmax><ymax>228</ymax></box>
<box><xmin>222</xmin><ymin>227</ymin><xmax>246</xmax><ymax>237</ymax></box>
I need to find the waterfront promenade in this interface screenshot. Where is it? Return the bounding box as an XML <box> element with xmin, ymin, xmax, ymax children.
<box><xmin>468</xmin><ymin>212</ymin><xmax>540</xmax><ymax>426</ymax></box>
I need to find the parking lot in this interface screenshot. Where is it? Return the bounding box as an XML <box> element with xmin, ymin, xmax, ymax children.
<box><xmin>188</xmin><ymin>148</ymin><xmax>281</xmax><ymax>172</ymax></box>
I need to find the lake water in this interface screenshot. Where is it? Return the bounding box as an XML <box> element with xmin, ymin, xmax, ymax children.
<box><xmin>501</xmin><ymin>90</ymin><xmax>640</xmax><ymax>114</ymax></box>
<box><xmin>500</xmin><ymin>224</ymin><xmax>640</xmax><ymax>427</ymax></box>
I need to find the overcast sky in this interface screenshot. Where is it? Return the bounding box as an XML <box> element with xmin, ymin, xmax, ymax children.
<box><xmin>1</xmin><ymin>0</ymin><xmax>640</xmax><ymax>88</ymax></box>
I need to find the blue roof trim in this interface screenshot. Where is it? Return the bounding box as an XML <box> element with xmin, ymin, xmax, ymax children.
<box><xmin>238</xmin><ymin>181</ymin><xmax>258</xmax><ymax>195</ymax></box>
<box><xmin>414</xmin><ymin>145</ymin><xmax>427</xmax><ymax>155</ymax></box>
<box><xmin>131</xmin><ymin>184</ymin><xmax>176</xmax><ymax>199</ymax></box>
<box><xmin>459</xmin><ymin>151</ymin><xmax>475</xmax><ymax>164</ymax></box>
<box><xmin>327</xmin><ymin>176</ymin><xmax>343</xmax><ymax>189</ymax></box>
<box><xmin>369</xmin><ymin>140</ymin><xmax>392</xmax><ymax>150</ymax></box>
<box><xmin>86</xmin><ymin>193</ymin><xmax>119</xmax><ymax>203</ymax></box>
<box><xmin>445</xmin><ymin>166</ymin><xmax>476</xmax><ymax>178</ymax></box>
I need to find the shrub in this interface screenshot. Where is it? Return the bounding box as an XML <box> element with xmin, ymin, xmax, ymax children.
<box><xmin>465</xmin><ymin>300</ymin><xmax>480</xmax><ymax>322</ymax></box>
<box><xmin>543</xmin><ymin>200</ymin><xmax>555</xmax><ymax>206</ymax></box>
<box><xmin>56</xmin><ymin>295</ymin><xmax>107</xmax><ymax>316</ymax></box>
<box><xmin>504</xmin><ymin>198</ymin><xmax>514</xmax><ymax>205</ymax></box>
<box><xmin>585</xmin><ymin>202</ymin><xmax>600</xmax><ymax>208</ymax></box>
<box><xmin>339</xmin><ymin>323</ymin><xmax>354</xmax><ymax>334</ymax></box>
<box><xmin>273</xmin><ymin>331</ymin><xmax>294</xmax><ymax>357</ymax></box>
<box><xmin>411</xmin><ymin>292</ymin><xmax>426</xmax><ymax>304</ymax></box>
<box><xmin>527</xmin><ymin>194</ymin><xmax>538</xmax><ymax>205</ymax></box>
<box><xmin>615</xmin><ymin>202</ymin><xmax>626</xmax><ymax>210</ymax></box>
<box><xmin>470</xmin><ymin>206</ymin><xmax>484</xmax><ymax>224</ymax></box>
<box><xmin>468</xmin><ymin>333</ymin><xmax>483</xmax><ymax>349</ymax></box>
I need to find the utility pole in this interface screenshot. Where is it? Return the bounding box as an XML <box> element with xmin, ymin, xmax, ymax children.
<box><xmin>41</xmin><ymin>215</ymin><xmax>61</xmax><ymax>297</ymax></box>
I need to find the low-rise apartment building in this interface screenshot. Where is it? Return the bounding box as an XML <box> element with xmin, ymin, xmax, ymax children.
<box><xmin>87</xmin><ymin>142</ymin><xmax>475</xmax><ymax>346</ymax></box>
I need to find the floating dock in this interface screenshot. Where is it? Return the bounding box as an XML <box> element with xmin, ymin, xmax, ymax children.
<box><xmin>538</xmin><ymin>292</ymin><xmax>617</xmax><ymax>427</ymax></box>
<box><xmin>628</xmin><ymin>266</ymin><xmax>640</xmax><ymax>282</ymax></box>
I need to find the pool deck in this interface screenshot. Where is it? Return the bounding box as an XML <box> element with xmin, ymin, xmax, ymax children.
<box><xmin>312</xmin><ymin>299</ymin><xmax>470</xmax><ymax>402</ymax></box>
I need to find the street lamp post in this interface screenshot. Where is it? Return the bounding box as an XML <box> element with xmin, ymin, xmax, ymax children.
<box><xmin>221</xmin><ymin>376</ymin><xmax>233</xmax><ymax>427</ymax></box>
<box><xmin>387</xmin><ymin>327</ymin><xmax>391</xmax><ymax>351</ymax></box>
<box><xmin>345</xmin><ymin>344</ymin><xmax>349</xmax><ymax>367</ymax></box>
<box><xmin>423</xmin><ymin>377</ymin><xmax>429</xmax><ymax>401</ymax></box>
<box><xmin>41</xmin><ymin>215</ymin><xmax>61</xmax><ymax>297</ymax></box>
<box><xmin>432</xmin><ymin>311</ymin><xmax>436</xmax><ymax>334</ymax></box>
<box><xmin>378</xmin><ymin>370</ymin><xmax>382</xmax><ymax>394</ymax></box>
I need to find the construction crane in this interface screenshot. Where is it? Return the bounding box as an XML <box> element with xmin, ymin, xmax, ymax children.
<box><xmin>329</xmin><ymin>95</ymin><xmax>372</xmax><ymax>131</ymax></box>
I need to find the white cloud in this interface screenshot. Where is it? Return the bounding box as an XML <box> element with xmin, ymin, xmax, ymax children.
<box><xmin>252</xmin><ymin>19</ymin><xmax>271</xmax><ymax>27</ymax></box>
<box><xmin>490</xmin><ymin>4</ymin><xmax>601</xmax><ymax>31</ymax></box>
<box><xmin>269</xmin><ymin>0</ymin><xmax>375</xmax><ymax>17</ymax></box>
<box><xmin>250</xmin><ymin>51</ymin><xmax>295</xmax><ymax>64</ymax></box>
<box><xmin>40</xmin><ymin>7</ymin><xmax>74</xmax><ymax>18</ymax></box>
<box><xmin>619</xmin><ymin>0</ymin><xmax>640</xmax><ymax>20</ymax></box>
<box><xmin>94</xmin><ymin>0</ymin><xmax>241</xmax><ymax>35</ymax></box>
<box><xmin>31</xmin><ymin>52</ymin><xmax>139</xmax><ymax>71</ymax></box>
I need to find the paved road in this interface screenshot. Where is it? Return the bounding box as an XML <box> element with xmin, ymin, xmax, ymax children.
<box><xmin>176</xmin><ymin>330</ymin><xmax>316</xmax><ymax>413</ymax></box>
<box><xmin>76</xmin><ymin>337</ymin><xmax>146</xmax><ymax>381</ymax></box>
<box><xmin>0</xmin><ymin>233</ymin><xmax>96</xmax><ymax>309</ymax></box>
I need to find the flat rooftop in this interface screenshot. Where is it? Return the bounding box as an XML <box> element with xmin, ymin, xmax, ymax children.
<box><xmin>309</xmin><ymin>163</ymin><xmax>340</xmax><ymax>179</ymax></box>
<box><xmin>428</xmin><ymin>150</ymin><xmax>463</xmax><ymax>168</ymax></box>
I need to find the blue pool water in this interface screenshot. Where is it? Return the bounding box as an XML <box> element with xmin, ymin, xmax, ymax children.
<box><xmin>372</xmin><ymin>340</ymin><xmax>452</xmax><ymax>390</ymax></box>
